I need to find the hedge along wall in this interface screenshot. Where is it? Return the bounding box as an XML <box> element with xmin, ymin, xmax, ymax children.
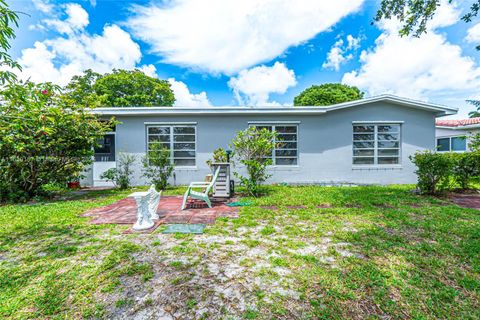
<box><xmin>410</xmin><ymin>151</ymin><xmax>480</xmax><ymax>194</ymax></box>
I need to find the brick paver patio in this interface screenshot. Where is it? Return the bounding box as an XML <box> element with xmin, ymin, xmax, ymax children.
<box><xmin>82</xmin><ymin>196</ymin><xmax>239</xmax><ymax>232</ymax></box>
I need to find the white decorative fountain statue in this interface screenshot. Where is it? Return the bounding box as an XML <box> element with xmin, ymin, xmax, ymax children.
<box><xmin>129</xmin><ymin>185</ymin><xmax>162</xmax><ymax>231</ymax></box>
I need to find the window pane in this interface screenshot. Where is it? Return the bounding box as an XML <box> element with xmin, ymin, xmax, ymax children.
<box><xmin>353</xmin><ymin>125</ymin><xmax>374</xmax><ymax>133</ymax></box>
<box><xmin>378</xmin><ymin>157</ymin><xmax>399</xmax><ymax>164</ymax></box>
<box><xmin>173</xmin><ymin>134</ymin><xmax>195</xmax><ymax>142</ymax></box>
<box><xmin>277</xmin><ymin>134</ymin><xmax>297</xmax><ymax>141</ymax></box>
<box><xmin>378</xmin><ymin>125</ymin><xmax>399</xmax><ymax>133</ymax></box>
<box><xmin>148</xmin><ymin>135</ymin><xmax>170</xmax><ymax>142</ymax></box>
<box><xmin>378</xmin><ymin>141</ymin><xmax>399</xmax><ymax>148</ymax></box>
<box><xmin>378</xmin><ymin>149</ymin><xmax>399</xmax><ymax>156</ymax></box>
<box><xmin>174</xmin><ymin>159</ymin><xmax>195</xmax><ymax>166</ymax></box>
<box><xmin>275</xmin><ymin>126</ymin><xmax>297</xmax><ymax>133</ymax></box>
<box><xmin>451</xmin><ymin>137</ymin><xmax>466</xmax><ymax>151</ymax></box>
<box><xmin>377</xmin><ymin>133</ymin><xmax>398</xmax><ymax>141</ymax></box>
<box><xmin>173</xmin><ymin>127</ymin><xmax>195</xmax><ymax>134</ymax></box>
<box><xmin>353</xmin><ymin>149</ymin><xmax>374</xmax><ymax>156</ymax></box>
<box><xmin>255</xmin><ymin>125</ymin><xmax>272</xmax><ymax>132</ymax></box>
<box><xmin>276</xmin><ymin>149</ymin><xmax>297</xmax><ymax>157</ymax></box>
<box><xmin>353</xmin><ymin>134</ymin><xmax>374</xmax><ymax>141</ymax></box>
<box><xmin>173</xmin><ymin>151</ymin><xmax>196</xmax><ymax>158</ymax></box>
<box><xmin>173</xmin><ymin>143</ymin><xmax>195</xmax><ymax>150</ymax></box>
<box><xmin>353</xmin><ymin>157</ymin><xmax>374</xmax><ymax>165</ymax></box>
<box><xmin>436</xmin><ymin>138</ymin><xmax>450</xmax><ymax>152</ymax></box>
<box><xmin>354</xmin><ymin>141</ymin><xmax>375</xmax><ymax>148</ymax></box>
<box><xmin>148</xmin><ymin>127</ymin><xmax>170</xmax><ymax>135</ymax></box>
<box><xmin>278</xmin><ymin>142</ymin><xmax>297</xmax><ymax>149</ymax></box>
<box><xmin>149</xmin><ymin>142</ymin><xmax>170</xmax><ymax>150</ymax></box>
<box><xmin>276</xmin><ymin>158</ymin><xmax>297</xmax><ymax>165</ymax></box>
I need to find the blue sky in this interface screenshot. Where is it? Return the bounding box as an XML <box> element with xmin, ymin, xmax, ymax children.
<box><xmin>9</xmin><ymin>0</ymin><xmax>480</xmax><ymax>117</ymax></box>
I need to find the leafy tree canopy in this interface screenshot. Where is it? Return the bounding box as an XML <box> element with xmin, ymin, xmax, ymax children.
<box><xmin>0</xmin><ymin>0</ymin><xmax>21</xmax><ymax>84</ymax></box>
<box><xmin>293</xmin><ymin>83</ymin><xmax>364</xmax><ymax>106</ymax></box>
<box><xmin>375</xmin><ymin>0</ymin><xmax>480</xmax><ymax>49</ymax></box>
<box><xmin>61</xmin><ymin>69</ymin><xmax>175</xmax><ymax>107</ymax></box>
<box><xmin>467</xmin><ymin>100</ymin><xmax>480</xmax><ymax>118</ymax></box>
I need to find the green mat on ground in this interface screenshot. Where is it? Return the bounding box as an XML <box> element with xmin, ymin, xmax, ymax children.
<box><xmin>162</xmin><ymin>224</ymin><xmax>206</xmax><ymax>234</ymax></box>
<box><xmin>226</xmin><ymin>200</ymin><xmax>253</xmax><ymax>207</ymax></box>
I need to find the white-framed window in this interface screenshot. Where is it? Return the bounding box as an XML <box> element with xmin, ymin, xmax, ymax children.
<box><xmin>146</xmin><ymin>125</ymin><xmax>196</xmax><ymax>166</ymax></box>
<box><xmin>250</xmin><ymin>124</ymin><xmax>298</xmax><ymax>166</ymax></box>
<box><xmin>436</xmin><ymin>136</ymin><xmax>467</xmax><ymax>152</ymax></box>
<box><xmin>353</xmin><ymin>124</ymin><xmax>401</xmax><ymax>165</ymax></box>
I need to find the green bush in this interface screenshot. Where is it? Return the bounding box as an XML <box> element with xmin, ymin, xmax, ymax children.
<box><xmin>141</xmin><ymin>144</ymin><xmax>174</xmax><ymax>190</ymax></box>
<box><xmin>410</xmin><ymin>151</ymin><xmax>454</xmax><ymax>194</ymax></box>
<box><xmin>451</xmin><ymin>152</ymin><xmax>480</xmax><ymax>189</ymax></box>
<box><xmin>230</xmin><ymin>127</ymin><xmax>276</xmax><ymax>197</ymax></box>
<box><xmin>411</xmin><ymin>151</ymin><xmax>480</xmax><ymax>194</ymax></box>
<box><xmin>100</xmin><ymin>153</ymin><xmax>136</xmax><ymax>190</ymax></box>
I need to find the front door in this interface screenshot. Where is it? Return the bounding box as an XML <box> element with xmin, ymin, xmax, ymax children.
<box><xmin>93</xmin><ymin>134</ymin><xmax>116</xmax><ymax>187</ymax></box>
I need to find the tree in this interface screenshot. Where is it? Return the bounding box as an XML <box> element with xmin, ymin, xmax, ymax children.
<box><xmin>293</xmin><ymin>83</ymin><xmax>364</xmax><ymax>106</ymax></box>
<box><xmin>230</xmin><ymin>127</ymin><xmax>276</xmax><ymax>196</ymax></box>
<box><xmin>61</xmin><ymin>69</ymin><xmax>101</xmax><ymax>108</ymax></box>
<box><xmin>467</xmin><ymin>100</ymin><xmax>480</xmax><ymax>118</ymax></box>
<box><xmin>0</xmin><ymin>0</ymin><xmax>21</xmax><ymax>84</ymax></box>
<box><xmin>61</xmin><ymin>69</ymin><xmax>175</xmax><ymax>107</ymax></box>
<box><xmin>0</xmin><ymin>81</ymin><xmax>113</xmax><ymax>202</ymax></box>
<box><xmin>375</xmin><ymin>0</ymin><xmax>480</xmax><ymax>49</ymax></box>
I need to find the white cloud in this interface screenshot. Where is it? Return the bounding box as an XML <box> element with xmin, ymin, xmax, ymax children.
<box><xmin>228</xmin><ymin>62</ymin><xmax>297</xmax><ymax>105</ymax></box>
<box><xmin>466</xmin><ymin>22</ymin><xmax>480</xmax><ymax>43</ymax></box>
<box><xmin>32</xmin><ymin>0</ymin><xmax>54</xmax><ymax>14</ymax></box>
<box><xmin>127</xmin><ymin>0</ymin><xmax>364</xmax><ymax>74</ymax></box>
<box><xmin>138</xmin><ymin>64</ymin><xmax>158</xmax><ymax>78</ymax></box>
<box><xmin>15</xmin><ymin>3</ymin><xmax>152</xmax><ymax>86</ymax></box>
<box><xmin>43</xmin><ymin>3</ymin><xmax>89</xmax><ymax>35</ymax></box>
<box><xmin>322</xmin><ymin>35</ymin><xmax>361</xmax><ymax>71</ymax></box>
<box><xmin>342</xmin><ymin>1</ymin><xmax>480</xmax><ymax>117</ymax></box>
<box><xmin>168</xmin><ymin>78</ymin><xmax>212</xmax><ymax>107</ymax></box>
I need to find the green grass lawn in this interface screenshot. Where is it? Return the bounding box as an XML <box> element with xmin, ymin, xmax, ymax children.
<box><xmin>0</xmin><ymin>185</ymin><xmax>479</xmax><ymax>319</ymax></box>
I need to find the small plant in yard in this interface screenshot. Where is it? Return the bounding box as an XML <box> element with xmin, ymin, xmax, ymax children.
<box><xmin>230</xmin><ymin>127</ymin><xmax>276</xmax><ymax>197</ymax></box>
<box><xmin>100</xmin><ymin>153</ymin><xmax>136</xmax><ymax>189</ymax></box>
<box><xmin>142</xmin><ymin>143</ymin><xmax>174</xmax><ymax>190</ymax></box>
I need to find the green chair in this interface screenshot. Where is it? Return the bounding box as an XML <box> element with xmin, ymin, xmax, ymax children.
<box><xmin>181</xmin><ymin>167</ymin><xmax>221</xmax><ymax>210</ymax></box>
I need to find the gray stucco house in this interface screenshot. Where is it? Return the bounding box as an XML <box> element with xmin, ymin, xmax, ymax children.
<box><xmin>435</xmin><ymin>117</ymin><xmax>480</xmax><ymax>152</ymax></box>
<box><xmin>84</xmin><ymin>94</ymin><xmax>457</xmax><ymax>187</ymax></box>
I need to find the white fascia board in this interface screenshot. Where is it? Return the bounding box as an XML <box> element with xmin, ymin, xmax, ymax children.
<box><xmin>93</xmin><ymin>107</ymin><xmax>327</xmax><ymax>116</ymax></box>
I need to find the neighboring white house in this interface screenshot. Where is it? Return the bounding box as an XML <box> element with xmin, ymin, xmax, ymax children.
<box><xmin>435</xmin><ymin>118</ymin><xmax>480</xmax><ymax>152</ymax></box>
<box><xmin>84</xmin><ymin>94</ymin><xmax>457</xmax><ymax>187</ymax></box>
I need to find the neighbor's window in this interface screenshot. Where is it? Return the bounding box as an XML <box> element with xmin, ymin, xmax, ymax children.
<box><xmin>147</xmin><ymin>125</ymin><xmax>196</xmax><ymax>166</ymax></box>
<box><xmin>436</xmin><ymin>136</ymin><xmax>467</xmax><ymax>152</ymax></box>
<box><xmin>353</xmin><ymin>124</ymin><xmax>400</xmax><ymax>165</ymax></box>
<box><xmin>250</xmin><ymin>124</ymin><xmax>298</xmax><ymax>165</ymax></box>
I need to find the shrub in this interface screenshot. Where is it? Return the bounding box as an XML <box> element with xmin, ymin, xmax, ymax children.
<box><xmin>100</xmin><ymin>153</ymin><xmax>136</xmax><ymax>189</ymax></box>
<box><xmin>230</xmin><ymin>127</ymin><xmax>276</xmax><ymax>196</ymax></box>
<box><xmin>451</xmin><ymin>152</ymin><xmax>480</xmax><ymax>189</ymax></box>
<box><xmin>142</xmin><ymin>143</ymin><xmax>174</xmax><ymax>190</ymax></box>
<box><xmin>0</xmin><ymin>81</ymin><xmax>113</xmax><ymax>202</ymax></box>
<box><xmin>410</xmin><ymin>151</ymin><xmax>455</xmax><ymax>194</ymax></box>
<box><xmin>469</xmin><ymin>132</ymin><xmax>480</xmax><ymax>152</ymax></box>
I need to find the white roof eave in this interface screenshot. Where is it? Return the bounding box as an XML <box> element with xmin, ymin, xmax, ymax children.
<box><xmin>92</xmin><ymin>94</ymin><xmax>458</xmax><ymax>117</ymax></box>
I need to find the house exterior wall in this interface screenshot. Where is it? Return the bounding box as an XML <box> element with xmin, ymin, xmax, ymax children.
<box><xmin>103</xmin><ymin>101</ymin><xmax>434</xmax><ymax>186</ymax></box>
